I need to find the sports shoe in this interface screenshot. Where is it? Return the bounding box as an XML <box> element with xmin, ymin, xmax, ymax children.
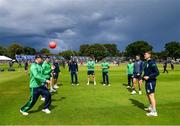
<box><xmin>146</xmin><ymin>111</ymin><xmax>158</xmax><ymax>117</ymax></box>
<box><xmin>50</xmin><ymin>88</ymin><xmax>56</xmax><ymax>93</ymax></box>
<box><xmin>87</xmin><ymin>82</ymin><xmax>89</xmax><ymax>85</ymax></box>
<box><xmin>108</xmin><ymin>84</ymin><xmax>111</xmax><ymax>86</ymax></box>
<box><xmin>41</xmin><ymin>97</ymin><xmax>45</xmax><ymax>101</ymax></box>
<box><xmin>103</xmin><ymin>84</ymin><xmax>106</xmax><ymax>86</ymax></box>
<box><xmin>94</xmin><ymin>82</ymin><xmax>96</xmax><ymax>85</ymax></box>
<box><xmin>76</xmin><ymin>83</ymin><xmax>79</xmax><ymax>86</ymax></box>
<box><xmin>20</xmin><ymin>110</ymin><xmax>29</xmax><ymax>116</ymax></box>
<box><xmin>131</xmin><ymin>90</ymin><xmax>136</xmax><ymax>95</ymax></box>
<box><xmin>42</xmin><ymin>109</ymin><xmax>51</xmax><ymax>114</ymax></box>
<box><xmin>144</xmin><ymin>106</ymin><xmax>152</xmax><ymax>111</ymax></box>
<box><xmin>139</xmin><ymin>91</ymin><xmax>142</xmax><ymax>95</ymax></box>
<box><xmin>127</xmin><ymin>86</ymin><xmax>131</xmax><ymax>89</ymax></box>
<box><xmin>53</xmin><ymin>84</ymin><xmax>59</xmax><ymax>89</ymax></box>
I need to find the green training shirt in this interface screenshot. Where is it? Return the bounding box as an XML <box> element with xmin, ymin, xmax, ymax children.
<box><xmin>101</xmin><ymin>62</ymin><xmax>110</xmax><ymax>72</ymax></box>
<box><xmin>42</xmin><ymin>61</ymin><xmax>52</xmax><ymax>79</ymax></box>
<box><xmin>87</xmin><ymin>61</ymin><xmax>95</xmax><ymax>71</ymax></box>
<box><xmin>29</xmin><ymin>63</ymin><xmax>46</xmax><ymax>88</ymax></box>
<box><xmin>127</xmin><ymin>63</ymin><xmax>134</xmax><ymax>75</ymax></box>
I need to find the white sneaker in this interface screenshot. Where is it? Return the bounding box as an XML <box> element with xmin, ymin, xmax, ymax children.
<box><xmin>144</xmin><ymin>106</ymin><xmax>152</xmax><ymax>111</ymax></box>
<box><xmin>76</xmin><ymin>83</ymin><xmax>79</xmax><ymax>86</ymax></box>
<box><xmin>41</xmin><ymin>97</ymin><xmax>45</xmax><ymax>101</ymax></box>
<box><xmin>87</xmin><ymin>83</ymin><xmax>89</xmax><ymax>85</ymax></box>
<box><xmin>108</xmin><ymin>84</ymin><xmax>111</xmax><ymax>86</ymax></box>
<box><xmin>94</xmin><ymin>82</ymin><xmax>96</xmax><ymax>85</ymax></box>
<box><xmin>54</xmin><ymin>85</ymin><xmax>59</xmax><ymax>89</ymax></box>
<box><xmin>146</xmin><ymin>111</ymin><xmax>158</xmax><ymax>117</ymax></box>
<box><xmin>127</xmin><ymin>86</ymin><xmax>131</xmax><ymax>89</ymax></box>
<box><xmin>20</xmin><ymin>110</ymin><xmax>29</xmax><ymax>116</ymax></box>
<box><xmin>131</xmin><ymin>90</ymin><xmax>136</xmax><ymax>95</ymax></box>
<box><xmin>42</xmin><ymin>109</ymin><xmax>51</xmax><ymax>114</ymax></box>
<box><xmin>139</xmin><ymin>91</ymin><xmax>142</xmax><ymax>95</ymax></box>
<box><xmin>50</xmin><ymin>88</ymin><xmax>56</xmax><ymax>93</ymax></box>
<box><xmin>103</xmin><ymin>84</ymin><xmax>106</xmax><ymax>86</ymax></box>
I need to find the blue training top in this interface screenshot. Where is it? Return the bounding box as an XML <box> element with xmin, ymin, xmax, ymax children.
<box><xmin>143</xmin><ymin>59</ymin><xmax>159</xmax><ymax>81</ymax></box>
<box><xmin>69</xmin><ymin>61</ymin><xmax>78</xmax><ymax>72</ymax></box>
<box><xmin>133</xmin><ymin>60</ymin><xmax>144</xmax><ymax>75</ymax></box>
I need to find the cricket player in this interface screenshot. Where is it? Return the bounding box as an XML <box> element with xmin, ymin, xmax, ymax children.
<box><xmin>131</xmin><ymin>55</ymin><xmax>144</xmax><ymax>95</ymax></box>
<box><xmin>69</xmin><ymin>59</ymin><xmax>79</xmax><ymax>85</ymax></box>
<box><xmin>42</xmin><ymin>56</ymin><xmax>56</xmax><ymax>93</ymax></box>
<box><xmin>143</xmin><ymin>51</ymin><xmax>159</xmax><ymax>116</ymax></box>
<box><xmin>20</xmin><ymin>55</ymin><xmax>51</xmax><ymax>116</ymax></box>
<box><xmin>101</xmin><ymin>60</ymin><xmax>110</xmax><ymax>86</ymax></box>
<box><xmin>87</xmin><ymin>58</ymin><xmax>96</xmax><ymax>85</ymax></box>
<box><xmin>163</xmin><ymin>61</ymin><xmax>168</xmax><ymax>73</ymax></box>
<box><xmin>127</xmin><ymin>59</ymin><xmax>134</xmax><ymax>89</ymax></box>
<box><xmin>53</xmin><ymin>59</ymin><xmax>61</xmax><ymax>89</ymax></box>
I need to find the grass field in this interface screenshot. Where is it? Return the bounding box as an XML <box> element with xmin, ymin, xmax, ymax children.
<box><xmin>0</xmin><ymin>63</ymin><xmax>180</xmax><ymax>125</ymax></box>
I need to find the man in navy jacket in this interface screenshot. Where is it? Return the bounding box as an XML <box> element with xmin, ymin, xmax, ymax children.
<box><xmin>69</xmin><ymin>59</ymin><xmax>79</xmax><ymax>85</ymax></box>
<box><xmin>143</xmin><ymin>51</ymin><xmax>159</xmax><ymax>117</ymax></box>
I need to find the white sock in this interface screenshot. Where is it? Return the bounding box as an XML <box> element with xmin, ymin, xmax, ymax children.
<box><xmin>151</xmin><ymin>107</ymin><xmax>157</xmax><ymax>112</ymax></box>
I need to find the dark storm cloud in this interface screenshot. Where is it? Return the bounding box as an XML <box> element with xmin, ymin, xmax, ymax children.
<box><xmin>0</xmin><ymin>0</ymin><xmax>179</xmax><ymax>52</ymax></box>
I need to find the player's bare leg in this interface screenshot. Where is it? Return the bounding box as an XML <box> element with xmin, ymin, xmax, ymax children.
<box><xmin>93</xmin><ymin>75</ymin><xmax>96</xmax><ymax>85</ymax></box>
<box><xmin>131</xmin><ymin>78</ymin><xmax>137</xmax><ymax>94</ymax></box>
<box><xmin>145</xmin><ymin>95</ymin><xmax>152</xmax><ymax>111</ymax></box>
<box><xmin>50</xmin><ymin>77</ymin><xmax>56</xmax><ymax>93</ymax></box>
<box><xmin>87</xmin><ymin>75</ymin><xmax>90</xmax><ymax>85</ymax></box>
<box><xmin>146</xmin><ymin>93</ymin><xmax>158</xmax><ymax>116</ymax></box>
<box><xmin>138</xmin><ymin>80</ymin><xmax>143</xmax><ymax>95</ymax></box>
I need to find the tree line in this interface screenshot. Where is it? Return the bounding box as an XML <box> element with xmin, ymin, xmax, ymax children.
<box><xmin>0</xmin><ymin>41</ymin><xmax>179</xmax><ymax>60</ymax></box>
<box><xmin>59</xmin><ymin>41</ymin><xmax>180</xmax><ymax>60</ymax></box>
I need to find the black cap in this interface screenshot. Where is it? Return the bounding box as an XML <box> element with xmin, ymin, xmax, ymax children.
<box><xmin>35</xmin><ymin>54</ymin><xmax>43</xmax><ymax>59</ymax></box>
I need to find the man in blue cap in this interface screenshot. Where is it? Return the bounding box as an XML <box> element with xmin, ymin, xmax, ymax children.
<box><xmin>20</xmin><ymin>54</ymin><xmax>52</xmax><ymax>116</ymax></box>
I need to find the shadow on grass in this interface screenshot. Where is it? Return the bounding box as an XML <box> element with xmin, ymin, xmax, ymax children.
<box><xmin>123</xmin><ymin>83</ymin><xmax>132</xmax><ymax>92</ymax></box>
<box><xmin>51</xmin><ymin>91</ymin><xmax>58</xmax><ymax>96</ymax></box>
<box><xmin>100</xmin><ymin>82</ymin><xmax>104</xmax><ymax>85</ymax></box>
<box><xmin>129</xmin><ymin>98</ymin><xmax>146</xmax><ymax>111</ymax></box>
<box><xmin>58</xmin><ymin>83</ymin><xmax>63</xmax><ymax>87</ymax></box>
<box><xmin>52</xmin><ymin>96</ymin><xmax>66</xmax><ymax>102</ymax></box>
<box><xmin>29</xmin><ymin>103</ymin><xmax>57</xmax><ymax>114</ymax></box>
<box><xmin>28</xmin><ymin>97</ymin><xmax>62</xmax><ymax>114</ymax></box>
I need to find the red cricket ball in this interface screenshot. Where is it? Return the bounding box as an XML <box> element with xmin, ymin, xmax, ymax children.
<box><xmin>49</xmin><ymin>41</ymin><xmax>57</xmax><ymax>49</ymax></box>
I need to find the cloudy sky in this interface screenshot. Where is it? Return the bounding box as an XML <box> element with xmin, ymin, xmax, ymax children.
<box><xmin>0</xmin><ymin>0</ymin><xmax>179</xmax><ymax>53</ymax></box>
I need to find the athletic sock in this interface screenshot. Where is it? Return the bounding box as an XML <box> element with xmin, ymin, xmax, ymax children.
<box><xmin>151</xmin><ymin>108</ymin><xmax>157</xmax><ymax>113</ymax></box>
<box><xmin>50</xmin><ymin>86</ymin><xmax>54</xmax><ymax>90</ymax></box>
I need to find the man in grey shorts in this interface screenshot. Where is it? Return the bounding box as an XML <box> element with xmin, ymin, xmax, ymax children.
<box><xmin>131</xmin><ymin>55</ymin><xmax>144</xmax><ymax>95</ymax></box>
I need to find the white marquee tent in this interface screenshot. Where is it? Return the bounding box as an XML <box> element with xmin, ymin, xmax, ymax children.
<box><xmin>0</xmin><ymin>56</ymin><xmax>12</xmax><ymax>61</ymax></box>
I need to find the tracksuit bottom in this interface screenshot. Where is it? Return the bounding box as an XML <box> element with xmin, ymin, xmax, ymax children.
<box><xmin>102</xmin><ymin>72</ymin><xmax>109</xmax><ymax>84</ymax></box>
<box><xmin>71</xmin><ymin>72</ymin><xmax>78</xmax><ymax>84</ymax></box>
<box><xmin>128</xmin><ymin>74</ymin><xmax>133</xmax><ymax>87</ymax></box>
<box><xmin>21</xmin><ymin>85</ymin><xmax>51</xmax><ymax>112</ymax></box>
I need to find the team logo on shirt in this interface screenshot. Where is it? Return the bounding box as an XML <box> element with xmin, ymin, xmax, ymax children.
<box><xmin>147</xmin><ymin>64</ymin><xmax>149</xmax><ymax>68</ymax></box>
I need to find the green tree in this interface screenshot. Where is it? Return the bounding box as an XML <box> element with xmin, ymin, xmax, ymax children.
<box><xmin>165</xmin><ymin>41</ymin><xmax>180</xmax><ymax>59</ymax></box>
<box><xmin>85</xmin><ymin>44</ymin><xmax>108</xmax><ymax>61</ymax></box>
<box><xmin>40</xmin><ymin>48</ymin><xmax>51</xmax><ymax>55</ymax></box>
<box><xmin>153</xmin><ymin>51</ymin><xmax>168</xmax><ymax>60</ymax></box>
<box><xmin>125</xmin><ymin>41</ymin><xmax>153</xmax><ymax>58</ymax></box>
<box><xmin>103</xmin><ymin>44</ymin><xmax>119</xmax><ymax>56</ymax></box>
<box><xmin>59</xmin><ymin>50</ymin><xmax>75</xmax><ymax>60</ymax></box>
<box><xmin>0</xmin><ymin>46</ymin><xmax>7</xmax><ymax>55</ymax></box>
<box><xmin>24</xmin><ymin>47</ymin><xmax>36</xmax><ymax>55</ymax></box>
<box><xmin>8</xmin><ymin>43</ymin><xmax>24</xmax><ymax>58</ymax></box>
<box><xmin>79</xmin><ymin>44</ymin><xmax>90</xmax><ymax>56</ymax></box>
